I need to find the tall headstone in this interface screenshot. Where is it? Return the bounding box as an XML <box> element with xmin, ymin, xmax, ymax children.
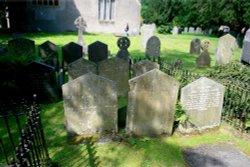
<box><xmin>184</xmin><ymin>27</ymin><xmax>188</xmax><ymax>33</ymax></box>
<box><xmin>132</xmin><ymin>60</ymin><xmax>159</xmax><ymax>77</ymax></box>
<box><xmin>189</xmin><ymin>38</ymin><xmax>201</xmax><ymax>55</ymax></box>
<box><xmin>98</xmin><ymin>58</ymin><xmax>129</xmax><ymax>97</ymax></box>
<box><xmin>240</xmin><ymin>29</ymin><xmax>250</xmax><ymax>64</ymax></box>
<box><xmin>62</xmin><ymin>42</ymin><xmax>83</xmax><ymax>68</ymax></box>
<box><xmin>141</xmin><ymin>24</ymin><xmax>156</xmax><ymax>49</ymax></box>
<box><xmin>8</xmin><ymin>38</ymin><xmax>35</xmax><ymax>56</ymax></box>
<box><xmin>172</xmin><ymin>26</ymin><xmax>179</xmax><ymax>35</ymax></box>
<box><xmin>189</xmin><ymin>27</ymin><xmax>195</xmax><ymax>34</ymax></box>
<box><xmin>180</xmin><ymin>77</ymin><xmax>224</xmax><ymax>130</ymax></box>
<box><xmin>126</xmin><ymin>69</ymin><xmax>179</xmax><ymax>136</ymax></box>
<box><xmin>62</xmin><ymin>73</ymin><xmax>117</xmax><ymax>136</ymax></box>
<box><xmin>116</xmin><ymin>37</ymin><xmax>131</xmax><ymax>62</ymax></box>
<box><xmin>68</xmin><ymin>58</ymin><xmax>97</xmax><ymax>81</ymax></box>
<box><xmin>39</xmin><ymin>41</ymin><xmax>59</xmax><ymax>70</ymax></box>
<box><xmin>88</xmin><ymin>41</ymin><xmax>108</xmax><ymax>63</ymax></box>
<box><xmin>196</xmin><ymin>51</ymin><xmax>211</xmax><ymax>68</ymax></box>
<box><xmin>145</xmin><ymin>36</ymin><xmax>161</xmax><ymax>60</ymax></box>
<box><xmin>196</xmin><ymin>27</ymin><xmax>202</xmax><ymax>34</ymax></box>
<box><xmin>74</xmin><ymin>16</ymin><xmax>88</xmax><ymax>55</ymax></box>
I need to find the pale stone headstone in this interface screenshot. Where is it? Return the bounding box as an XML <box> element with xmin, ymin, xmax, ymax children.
<box><xmin>196</xmin><ymin>27</ymin><xmax>202</xmax><ymax>34</ymax></box>
<box><xmin>180</xmin><ymin>77</ymin><xmax>224</xmax><ymax>130</ymax></box>
<box><xmin>132</xmin><ymin>60</ymin><xmax>159</xmax><ymax>77</ymax></box>
<box><xmin>126</xmin><ymin>69</ymin><xmax>179</xmax><ymax>136</ymax></box>
<box><xmin>196</xmin><ymin>51</ymin><xmax>211</xmax><ymax>68</ymax></box>
<box><xmin>62</xmin><ymin>42</ymin><xmax>83</xmax><ymax>67</ymax></box>
<box><xmin>88</xmin><ymin>41</ymin><xmax>108</xmax><ymax>63</ymax></box>
<box><xmin>62</xmin><ymin>73</ymin><xmax>117</xmax><ymax>136</ymax></box>
<box><xmin>172</xmin><ymin>26</ymin><xmax>179</xmax><ymax>35</ymax></box>
<box><xmin>116</xmin><ymin>37</ymin><xmax>131</xmax><ymax>62</ymax></box>
<box><xmin>145</xmin><ymin>36</ymin><xmax>161</xmax><ymax>59</ymax></box>
<box><xmin>98</xmin><ymin>58</ymin><xmax>129</xmax><ymax>97</ymax></box>
<box><xmin>141</xmin><ymin>24</ymin><xmax>156</xmax><ymax>48</ymax></box>
<box><xmin>189</xmin><ymin>38</ymin><xmax>201</xmax><ymax>55</ymax></box>
<box><xmin>8</xmin><ymin>38</ymin><xmax>35</xmax><ymax>56</ymax></box>
<box><xmin>189</xmin><ymin>27</ymin><xmax>195</xmax><ymax>34</ymax></box>
<box><xmin>74</xmin><ymin>16</ymin><xmax>88</xmax><ymax>55</ymax></box>
<box><xmin>240</xmin><ymin>28</ymin><xmax>250</xmax><ymax>64</ymax></box>
<box><xmin>184</xmin><ymin>27</ymin><xmax>188</xmax><ymax>33</ymax></box>
<box><xmin>68</xmin><ymin>58</ymin><xmax>97</xmax><ymax>81</ymax></box>
<box><xmin>39</xmin><ymin>41</ymin><xmax>59</xmax><ymax>70</ymax></box>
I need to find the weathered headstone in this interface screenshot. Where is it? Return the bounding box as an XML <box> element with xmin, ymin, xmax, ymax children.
<box><xmin>126</xmin><ymin>69</ymin><xmax>179</xmax><ymax>136</ymax></box>
<box><xmin>74</xmin><ymin>16</ymin><xmax>88</xmax><ymax>55</ymax></box>
<box><xmin>180</xmin><ymin>77</ymin><xmax>224</xmax><ymax>130</ymax></box>
<box><xmin>172</xmin><ymin>26</ymin><xmax>179</xmax><ymax>35</ymax></box>
<box><xmin>141</xmin><ymin>24</ymin><xmax>156</xmax><ymax>48</ymax></box>
<box><xmin>195</xmin><ymin>27</ymin><xmax>202</xmax><ymax>34</ymax></box>
<box><xmin>88</xmin><ymin>41</ymin><xmax>108</xmax><ymax>63</ymax></box>
<box><xmin>132</xmin><ymin>60</ymin><xmax>159</xmax><ymax>77</ymax></box>
<box><xmin>39</xmin><ymin>41</ymin><xmax>59</xmax><ymax>69</ymax></box>
<box><xmin>8</xmin><ymin>38</ymin><xmax>35</xmax><ymax>56</ymax></box>
<box><xmin>189</xmin><ymin>38</ymin><xmax>201</xmax><ymax>55</ymax></box>
<box><xmin>240</xmin><ymin>28</ymin><xmax>250</xmax><ymax>64</ymax></box>
<box><xmin>184</xmin><ymin>27</ymin><xmax>188</xmax><ymax>33</ymax></box>
<box><xmin>62</xmin><ymin>73</ymin><xmax>117</xmax><ymax>136</ymax></box>
<box><xmin>145</xmin><ymin>36</ymin><xmax>161</xmax><ymax>59</ymax></box>
<box><xmin>115</xmin><ymin>37</ymin><xmax>131</xmax><ymax>62</ymax></box>
<box><xmin>196</xmin><ymin>51</ymin><xmax>211</xmax><ymax>68</ymax></box>
<box><xmin>98</xmin><ymin>58</ymin><xmax>129</xmax><ymax>97</ymax></box>
<box><xmin>62</xmin><ymin>42</ymin><xmax>83</xmax><ymax>67</ymax></box>
<box><xmin>68</xmin><ymin>58</ymin><xmax>97</xmax><ymax>81</ymax></box>
<box><xmin>189</xmin><ymin>27</ymin><xmax>195</xmax><ymax>34</ymax></box>
<box><xmin>17</xmin><ymin>61</ymin><xmax>58</xmax><ymax>102</ymax></box>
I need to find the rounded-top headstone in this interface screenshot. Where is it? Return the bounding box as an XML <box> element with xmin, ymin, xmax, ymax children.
<box><xmin>189</xmin><ymin>38</ymin><xmax>201</xmax><ymax>55</ymax></box>
<box><xmin>145</xmin><ymin>36</ymin><xmax>161</xmax><ymax>58</ymax></box>
<box><xmin>117</xmin><ymin>37</ymin><xmax>130</xmax><ymax>50</ymax></box>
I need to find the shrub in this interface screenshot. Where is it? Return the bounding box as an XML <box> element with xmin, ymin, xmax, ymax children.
<box><xmin>157</xmin><ymin>24</ymin><xmax>173</xmax><ymax>34</ymax></box>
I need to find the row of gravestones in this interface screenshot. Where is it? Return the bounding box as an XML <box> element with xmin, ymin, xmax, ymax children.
<box><xmin>62</xmin><ymin>65</ymin><xmax>225</xmax><ymax>137</ymax></box>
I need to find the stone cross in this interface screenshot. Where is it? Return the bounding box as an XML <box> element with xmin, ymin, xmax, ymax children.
<box><xmin>116</xmin><ymin>37</ymin><xmax>131</xmax><ymax>62</ymax></box>
<box><xmin>74</xmin><ymin>16</ymin><xmax>87</xmax><ymax>55</ymax></box>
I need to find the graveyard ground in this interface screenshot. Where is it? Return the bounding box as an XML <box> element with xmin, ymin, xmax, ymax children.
<box><xmin>0</xmin><ymin>32</ymin><xmax>248</xmax><ymax>166</ymax></box>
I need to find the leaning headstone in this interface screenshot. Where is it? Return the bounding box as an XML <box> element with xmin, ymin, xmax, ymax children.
<box><xmin>196</xmin><ymin>51</ymin><xmax>211</xmax><ymax>68</ymax></box>
<box><xmin>62</xmin><ymin>42</ymin><xmax>83</xmax><ymax>68</ymax></box>
<box><xmin>88</xmin><ymin>41</ymin><xmax>108</xmax><ymax>63</ymax></box>
<box><xmin>132</xmin><ymin>60</ymin><xmax>159</xmax><ymax>77</ymax></box>
<box><xmin>17</xmin><ymin>61</ymin><xmax>58</xmax><ymax>102</ymax></box>
<box><xmin>39</xmin><ymin>41</ymin><xmax>59</xmax><ymax>70</ymax></box>
<box><xmin>141</xmin><ymin>24</ymin><xmax>156</xmax><ymax>48</ymax></box>
<box><xmin>189</xmin><ymin>38</ymin><xmax>201</xmax><ymax>55</ymax></box>
<box><xmin>172</xmin><ymin>26</ymin><xmax>179</xmax><ymax>35</ymax></box>
<box><xmin>145</xmin><ymin>36</ymin><xmax>161</xmax><ymax>60</ymax></box>
<box><xmin>62</xmin><ymin>73</ymin><xmax>117</xmax><ymax>136</ymax></box>
<box><xmin>240</xmin><ymin>29</ymin><xmax>250</xmax><ymax>64</ymax></box>
<box><xmin>180</xmin><ymin>77</ymin><xmax>224</xmax><ymax>131</ymax></box>
<box><xmin>68</xmin><ymin>58</ymin><xmax>97</xmax><ymax>81</ymax></box>
<box><xmin>74</xmin><ymin>16</ymin><xmax>88</xmax><ymax>55</ymax></box>
<box><xmin>189</xmin><ymin>27</ymin><xmax>195</xmax><ymax>34</ymax></box>
<box><xmin>115</xmin><ymin>37</ymin><xmax>131</xmax><ymax>62</ymax></box>
<box><xmin>98</xmin><ymin>58</ymin><xmax>129</xmax><ymax>97</ymax></box>
<box><xmin>8</xmin><ymin>38</ymin><xmax>35</xmax><ymax>56</ymax></box>
<box><xmin>126</xmin><ymin>69</ymin><xmax>179</xmax><ymax>136</ymax></box>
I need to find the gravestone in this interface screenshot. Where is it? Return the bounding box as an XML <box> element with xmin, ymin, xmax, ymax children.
<box><xmin>184</xmin><ymin>27</ymin><xmax>188</xmax><ymax>33</ymax></box>
<box><xmin>189</xmin><ymin>38</ymin><xmax>201</xmax><ymax>55</ymax></box>
<box><xmin>74</xmin><ymin>16</ymin><xmax>88</xmax><ymax>55</ymax></box>
<box><xmin>180</xmin><ymin>77</ymin><xmax>224</xmax><ymax>130</ymax></box>
<box><xmin>98</xmin><ymin>58</ymin><xmax>129</xmax><ymax>97</ymax></box>
<box><xmin>172</xmin><ymin>26</ymin><xmax>179</xmax><ymax>35</ymax></box>
<box><xmin>145</xmin><ymin>36</ymin><xmax>161</xmax><ymax>60</ymax></box>
<box><xmin>132</xmin><ymin>60</ymin><xmax>159</xmax><ymax>77</ymax></box>
<box><xmin>39</xmin><ymin>41</ymin><xmax>59</xmax><ymax>70</ymax></box>
<box><xmin>115</xmin><ymin>37</ymin><xmax>131</xmax><ymax>62</ymax></box>
<box><xmin>189</xmin><ymin>27</ymin><xmax>195</xmax><ymax>34</ymax></box>
<box><xmin>17</xmin><ymin>61</ymin><xmax>58</xmax><ymax>102</ymax></box>
<box><xmin>141</xmin><ymin>24</ymin><xmax>156</xmax><ymax>48</ymax></box>
<box><xmin>8</xmin><ymin>38</ymin><xmax>35</xmax><ymax>56</ymax></box>
<box><xmin>62</xmin><ymin>42</ymin><xmax>83</xmax><ymax>68</ymax></box>
<box><xmin>126</xmin><ymin>69</ymin><xmax>179</xmax><ymax>136</ymax></box>
<box><xmin>62</xmin><ymin>73</ymin><xmax>117</xmax><ymax>136</ymax></box>
<box><xmin>88</xmin><ymin>41</ymin><xmax>108</xmax><ymax>63</ymax></box>
<box><xmin>215</xmin><ymin>34</ymin><xmax>235</xmax><ymax>65</ymax></box>
<box><xmin>240</xmin><ymin>28</ymin><xmax>250</xmax><ymax>64</ymax></box>
<box><xmin>196</xmin><ymin>51</ymin><xmax>211</xmax><ymax>67</ymax></box>
<box><xmin>68</xmin><ymin>58</ymin><xmax>97</xmax><ymax>81</ymax></box>
<box><xmin>196</xmin><ymin>27</ymin><xmax>202</xmax><ymax>34</ymax></box>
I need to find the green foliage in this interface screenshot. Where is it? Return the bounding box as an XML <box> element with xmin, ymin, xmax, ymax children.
<box><xmin>157</xmin><ymin>24</ymin><xmax>173</xmax><ymax>34</ymax></box>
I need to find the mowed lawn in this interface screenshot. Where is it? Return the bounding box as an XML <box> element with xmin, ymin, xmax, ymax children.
<box><xmin>0</xmin><ymin>32</ymin><xmax>248</xmax><ymax>167</ymax></box>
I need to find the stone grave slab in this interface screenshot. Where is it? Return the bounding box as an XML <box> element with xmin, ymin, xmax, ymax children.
<box><xmin>62</xmin><ymin>73</ymin><xmax>117</xmax><ymax>136</ymax></box>
<box><xmin>196</xmin><ymin>51</ymin><xmax>211</xmax><ymax>67</ymax></box>
<box><xmin>180</xmin><ymin>77</ymin><xmax>224</xmax><ymax>130</ymax></box>
<box><xmin>172</xmin><ymin>26</ymin><xmax>179</xmax><ymax>35</ymax></box>
<box><xmin>8</xmin><ymin>38</ymin><xmax>35</xmax><ymax>56</ymax></box>
<box><xmin>240</xmin><ymin>28</ymin><xmax>250</xmax><ymax>64</ymax></box>
<box><xmin>62</xmin><ymin>42</ymin><xmax>83</xmax><ymax>67</ymax></box>
<box><xmin>88</xmin><ymin>41</ymin><xmax>108</xmax><ymax>63</ymax></box>
<box><xmin>141</xmin><ymin>24</ymin><xmax>156</xmax><ymax>49</ymax></box>
<box><xmin>146</xmin><ymin>36</ymin><xmax>161</xmax><ymax>59</ymax></box>
<box><xmin>190</xmin><ymin>38</ymin><xmax>201</xmax><ymax>55</ymax></box>
<box><xmin>126</xmin><ymin>69</ymin><xmax>179</xmax><ymax>136</ymax></box>
<box><xmin>116</xmin><ymin>37</ymin><xmax>131</xmax><ymax>62</ymax></box>
<box><xmin>132</xmin><ymin>60</ymin><xmax>159</xmax><ymax>77</ymax></box>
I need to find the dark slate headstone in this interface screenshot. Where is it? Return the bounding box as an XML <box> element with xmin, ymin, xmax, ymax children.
<box><xmin>196</xmin><ymin>51</ymin><xmax>211</xmax><ymax>68</ymax></box>
<box><xmin>145</xmin><ymin>36</ymin><xmax>161</xmax><ymax>59</ymax></box>
<box><xmin>39</xmin><ymin>41</ymin><xmax>59</xmax><ymax>69</ymax></box>
<box><xmin>8</xmin><ymin>38</ymin><xmax>35</xmax><ymax>56</ymax></box>
<box><xmin>189</xmin><ymin>38</ymin><xmax>201</xmax><ymax>55</ymax></box>
<box><xmin>116</xmin><ymin>37</ymin><xmax>131</xmax><ymax>61</ymax></box>
<box><xmin>17</xmin><ymin>61</ymin><xmax>58</xmax><ymax>102</ymax></box>
<box><xmin>62</xmin><ymin>42</ymin><xmax>83</xmax><ymax>68</ymax></box>
<box><xmin>88</xmin><ymin>41</ymin><xmax>108</xmax><ymax>63</ymax></box>
<box><xmin>68</xmin><ymin>58</ymin><xmax>97</xmax><ymax>81</ymax></box>
<box><xmin>240</xmin><ymin>29</ymin><xmax>250</xmax><ymax>64</ymax></box>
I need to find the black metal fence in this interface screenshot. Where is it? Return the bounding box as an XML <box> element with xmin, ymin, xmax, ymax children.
<box><xmin>0</xmin><ymin>98</ymin><xmax>52</xmax><ymax>166</ymax></box>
